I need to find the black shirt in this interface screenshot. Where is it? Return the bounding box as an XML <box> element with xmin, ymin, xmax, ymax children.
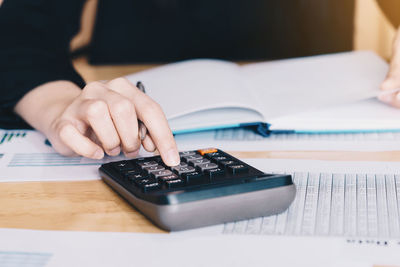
<box><xmin>0</xmin><ymin>0</ymin><xmax>354</xmax><ymax>129</ymax></box>
<box><xmin>0</xmin><ymin>0</ymin><xmax>85</xmax><ymax>129</ymax></box>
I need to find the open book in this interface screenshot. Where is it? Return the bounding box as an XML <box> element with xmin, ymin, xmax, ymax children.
<box><xmin>126</xmin><ymin>51</ymin><xmax>390</xmax><ymax>136</ymax></box>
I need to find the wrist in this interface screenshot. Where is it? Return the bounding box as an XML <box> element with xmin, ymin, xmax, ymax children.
<box><xmin>14</xmin><ymin>80</ymin><xmax>82</xmax><ymax>135</ymax></box>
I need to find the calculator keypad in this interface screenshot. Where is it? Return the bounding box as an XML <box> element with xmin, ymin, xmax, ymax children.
<box><xmin>108</xmin><ymin>148</ymin><xmax>252</xmax><ymax>193</ymax></box>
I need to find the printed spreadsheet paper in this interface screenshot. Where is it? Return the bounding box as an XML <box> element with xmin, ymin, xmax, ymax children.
<box><xmin>0</xmin><ymin>130</ymin><xmax>152</xmax><ymax>182</ymax></box>
<box><xmin>0</xmin><ymin>228</ymin><xmax>399</xmax><ymax>267</ymax></box>
<box><xmin>183</xmin><ymin>158</ymin><xmax>400</xmax><ymax>243</ymax></box>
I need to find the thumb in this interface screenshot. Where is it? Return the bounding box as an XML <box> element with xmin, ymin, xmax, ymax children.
<box><xmin>378</xmin><ymin>27</ymin><xmax>400</xmax><ymax>107</ymax></box>
<box><xmin>378</xmin><ymin>76</ymin><xmax>400</xmax><ymax>107</ymax></box>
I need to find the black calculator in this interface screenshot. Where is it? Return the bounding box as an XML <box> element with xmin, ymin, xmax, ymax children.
<box><xmin>99</xmin><ymin>148</ymin><xmax>296</xmax><ymax>231</ymax></box>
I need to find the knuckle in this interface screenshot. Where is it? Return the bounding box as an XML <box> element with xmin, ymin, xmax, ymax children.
<box><xmin>104</xmin><ymin>137</ymin><xmax>121</xmax><ymax>150</ymax></box>
<box><xmin>86</xmin><ymin>100</ymin><xmax>108</xmax><ymax>118</ymax></box>
<box><xmin>83</xmin><ymin>81</ymin><xmax>105</xmax><ymax>94</ymax></box>
<box><xmin>123</xmin><ymin>142</ymin><xmax>141</xmax><ymax>153</ymax></box>
<box><xmin>108</xmin><ymin>77</ymin><xmax>131</xmax><ymax>87</ymax></box>
<box><xmin>57</xmin><ymin>123</ymin><xmax>73</xmax><ymax>141</ymax></box>
<box><xmin>141</xmin><ymin>100</ymin><xmax>162</xmax><ymax>115</ymax></box>
<box><xmin>110</xmin><ymin>98</ymin><xmax>133</xmax><ymax>116</ymax></box>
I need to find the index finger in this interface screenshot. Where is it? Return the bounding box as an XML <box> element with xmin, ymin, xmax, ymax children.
<box><xmin>133</xmin><ymin>95</ymin><xmax>180</xmax><ymax>166</ymax></box>
<box><xmin>106</xmin><ymin>78</ymin><xmax>180</xmax><ymax>166</ymax></box>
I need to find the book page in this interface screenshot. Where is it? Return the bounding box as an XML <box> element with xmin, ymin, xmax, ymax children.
<box><xmin>268</xmin><ymin>98</ymin><xmax>400</xmax><ymax>132</ymax></box>
<box><xmin>125</xmin><ymin>59</ymin><xmax>261</xmax><ymax>119</ymax></box>
<box><xmin>240</xmin><ymin>51</ymin><xmax>388</xmax><ymax>120</ymax></box>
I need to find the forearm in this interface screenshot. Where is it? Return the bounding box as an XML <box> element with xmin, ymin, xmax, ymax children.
<box><xmin>14</xmin><ymin>81</ymin><xmax>81</xmax><ymax>135</ymax></box>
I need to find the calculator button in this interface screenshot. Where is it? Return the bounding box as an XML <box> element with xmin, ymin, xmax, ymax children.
<box><xmin>170</xmin><ymin>162</ymin><xmax>188</xmax><ymax>172</ymax></box>
<box><xmin>151</xmin><ymin>169</ymin><xmax>173</xmax><ymax>179</ymax></box>
<box><xmin>182</xmin><ymin>154</ymin><xmax>203</xmax><ymax>162</ymax></box>
<box><xmin>204</xmin><ymin>152</ymin><xmax>223</xmax><ymax>159</ymax></box>
<box><xmin>127</xmin><ymin>173</ymin><xmax>149</xmax><ymax>182</ymax></box>
<box><xmin>134</xmin><ymin>177</ymin><xmax>157</xmax><ymax>187</ymax></box>
<box><xmin>205</xmin><ymin>168</ymin><xmax>225</xmax><ymax>180</ymax></box>
<box><xmin>190</xmin><ymin>159</ymin><xmax>210</xmax><ymax>167</ymax></box>
<box><xmin>212</xmin><ymin>156</ymin><xmax>229</xmax><ymax>162</ymax></box>
<box><xmin>176</xmin><ymin>162</ymin><xmax>189</xmax><ymax>167</ymax></box>
<box><xmin>165</xmin><ymin>179</ymin><xmax>185</xmax><ymax>188</ymax></box>
<box><xmin>142</xmin><ymin>182</ymin><xmax>161</xmax><ymax>192</ymax></box>
<box><xmin>137</xmin><ymin>161</ymin><xmax>159</xmax><ymax>169</ymax></box>
<box><xmin>228</xmin><ymin>164</ymin><xmax>249</xmax><ymax>174</ymax></box>
<box><xmin>219</xmin><ymin>160</ymin><xmax>236</xmax><ymax>168</ymax></box>
<box><xmin>182</xmin><ymin>171</ymin><xmax>205</xmax><ymax>184</ymax></box>
<box><xmin>198</xmin><ymin>148</ymin><xmax>218</xmax><ymax>155</ymax></box>
<box><xmin>197</xmin><ymin>162</ymin><xmax>218</xmax><ymax>172</ymax></box>
<box><xmin>144</xmin><ymin>165</ymin><xmax>165</xmax><ymax>173</ymax></box>
<box><xmin>113</xmin><ymin>161</ymin><xmax>136</xmax><ymax>171</ymax></box>
<box><xmin>172</xmin><ymin>166</ymin><xmax>196</xmax><ymax>175</ymax></box>
<box><xmin>179</xmin><ymin>151</ymin><xmax>196</xmax><ymax>157</ymax></box>
<box><xmin>123</xmin><ymin>169</ymin><xmax>141</xmax><ymax>177</ymax></box>
<box><xmin>159</xmin><ymin>173</ymin><xmax>179</xmax><ymax>182</ymax></box>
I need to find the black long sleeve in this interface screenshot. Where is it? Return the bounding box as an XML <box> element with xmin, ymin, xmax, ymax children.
<box><xmin>0</xmin><ymin>0</ymin><xmax>86</xmax><ymax>129</ymax></box>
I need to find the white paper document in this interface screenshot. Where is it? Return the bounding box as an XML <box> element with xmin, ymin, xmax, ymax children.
<box><xmin>0</xmin><ymin>228</ymin><xmax>399</xmax><ymax>267</ymax></box>
<box><xmin>185</xmin><ymin>158</ymin><xmax>400</xmax><ymax>243</ymax></box>
<box><xmin>0</xmin><ymin>130</ymin><xmax>152</xmax><ymax>182</ymax></box>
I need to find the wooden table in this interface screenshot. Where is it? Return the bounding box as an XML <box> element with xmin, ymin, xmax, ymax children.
<box><xmin>1</xmin><ymin>58</ymin><xmax>400</xmax><ymax>235</ymax></box>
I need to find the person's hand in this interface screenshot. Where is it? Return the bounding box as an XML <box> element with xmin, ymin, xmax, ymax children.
<box><xmin>379</xmin><ymin>27</ymin><xmax>400</xmax><ymax>107</ymax></box>
<box><xmin>15</xmin><ymin>78</ymin><xmax>180</xmax><ymax>166</ymax></box>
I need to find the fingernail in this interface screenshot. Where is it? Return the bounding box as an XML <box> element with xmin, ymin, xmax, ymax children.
<box><xmin>165</xmin><ymin>148</ymin><xmax>180</xmax><ymax>166</ymax></box>
<box><xmin>125</xmin><ymin>149</ymin><xmax>140</xmax><ymax>158</ymax></box>
<box><xmin>94</xmin><ymin>149</ymin><xmax>104</xmax><ymax>159</ymax></box>
<box><xmin>378</xmin><ymin>93</ymin><xmax>393</xmax><ymax>103</ymax></box>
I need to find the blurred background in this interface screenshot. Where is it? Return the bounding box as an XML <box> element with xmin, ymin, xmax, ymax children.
<box><xmin>59</xmin><ymin>0</ymin><xmax>400</xmax><ymax>80</ymax></box>
<box><xmin>69</xmin><ymin>0</ymin><xmax>400</xmax><ymax>63</ymax></box>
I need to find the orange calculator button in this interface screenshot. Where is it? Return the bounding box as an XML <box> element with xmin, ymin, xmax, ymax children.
<box><xmin>198</xmin><ymin>148</ymin><xmax>218</xmax><ymax>155</ymax></box>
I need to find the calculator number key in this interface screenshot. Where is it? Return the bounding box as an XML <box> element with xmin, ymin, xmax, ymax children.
<box><xmin>159</xmin><ymin>173</ymin><xmax>180</xmax><ymax>182</ymax></box>
<box><xmin>172</xmin><ymin>166</ymin><xmax>196</xmax><ymax>175</ymax></box>
<box><xmin>179</xmin><ymin>151</ymin><xmax>196</xmax><ymax>157</ymax></box>
<box><xmin>190</xmin><ymin>159</ymin><xmax>210</xmax><ymax>167</ymax></box>
<box><xmin>126</xmin><ymin>173</ymin><xmax>149</xmax><ymax>182</ymax></box>
<box><xmin>113</xmin><ymin>161</ymin><xmax>136</xmax><ymax>172</ymax></box>
<box><xmin>123</xmin><ymin>169</ymin><xmax>141</xmax><ymax>177</ymax></box>
<box><xmin>151</xmin><ymin>169</ymin><xmax>173</xmax><ymax>179</ymax></box>
<box><xmin>196</xmin><ymin>162</ymin><xmax>218</xmax><ymax>172</ymax></box>
<box><xmin>137</xmin><ymin>161</ymin><xmax>159</xmax><ymax>169</ymax></box>
<box><xmin>143</xmin><ymin>165</ymin><xmax>165</xmax><ymax>174</ymax></box>
<box><xmin>182</xmin><ymin>154</ymin><xmax>203</xmax><ymax>163</ymax></box>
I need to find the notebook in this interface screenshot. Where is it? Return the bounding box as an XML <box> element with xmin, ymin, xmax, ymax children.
<box><xmin>125</xmin><ymin>51</ymin><xmax>389</xmax><ymax>136</ymax></box>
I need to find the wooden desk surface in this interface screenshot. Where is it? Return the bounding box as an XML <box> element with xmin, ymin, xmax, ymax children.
<box><xmin>1</xmin><ymin>150</ymin><xmax>400</xmax><ymax>233</ymax></box>
<box><xmin>1</xmin><ymin>59</ymin><xmax>399</xmax><ymax>235</ymax></box>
